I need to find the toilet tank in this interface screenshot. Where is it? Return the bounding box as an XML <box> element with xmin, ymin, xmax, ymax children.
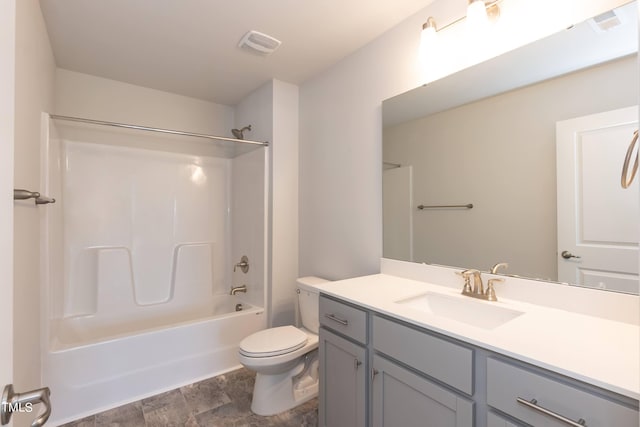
<box><xmin>297</xmin><ymin>276</ymin><xmax>329</xmax><ymax>334</ymax></box>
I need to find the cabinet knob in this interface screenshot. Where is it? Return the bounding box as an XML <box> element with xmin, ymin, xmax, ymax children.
<box><xmin>371</xmin><ymin>368</ymin><xmax>379</xmax><ymax>382</ymax></box>
<box><xmin>354</xmin><ymin>359</ymin><xmax>362</xmax><ymax>370</ymax></box>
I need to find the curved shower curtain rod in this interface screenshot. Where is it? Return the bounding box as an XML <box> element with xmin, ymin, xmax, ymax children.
<box><xmin>49</xmin><ymin>114</ymin><xmax>270</xmax><ymax>146</ymax></box>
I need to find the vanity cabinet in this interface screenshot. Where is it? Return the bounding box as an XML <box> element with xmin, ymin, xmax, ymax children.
<box><xmin>319</xmin><ymin>293</ymin><xmax>639</xmax><ymax>427</ymax></box>
<box><xmin>486</xmin><ymin>412</ymin><xmax>522</xmax><ymax>427</ymax></box>
<box><xmin>372</xmin><ymin>315</ymin><xmax>473</xmax><ymax>395</ymax></box>
<box><xmin>372</xmin><ymin>354</ymin><xmax>474</xmax><ymax>427</ymax></box>
<box><xmin>486</xmin><ymin>357</ymin><xmax>639</xmax><ymax>427</ymax></box>
<box><xmin>319</xmin><ymin>296</ymin><xmax>368</xmax><ymax>427</ymax></box>
<box><xmin>371</xmin><ymin>315</ymin><xmax>474</xmax><ymax>427</ymax></box>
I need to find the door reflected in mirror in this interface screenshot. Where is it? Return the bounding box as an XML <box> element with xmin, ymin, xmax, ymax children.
<box><xmin>382</xmin><ymin>1</ymin><xmax>639</xmax><ymax>294</ymax></box>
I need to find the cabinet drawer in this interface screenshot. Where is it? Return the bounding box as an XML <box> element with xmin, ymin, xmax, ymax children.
<box><xmin>372</xmin><ymin>315</ymin><xmax>473</xmax><ymax>395</ymax></box>
<box><xmin>319</xmin><ymin>295</ymin><xmax>367</xmax><ymax>344</ymax></box>
<box><xmin>487</xmin><ymin>358</ymin><xmax>639</xmax><ymax>427</ymax></box>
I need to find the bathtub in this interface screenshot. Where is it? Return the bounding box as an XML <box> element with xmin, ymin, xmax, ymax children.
<box><xmin>41</xmin><ymin>116</ymin><xmax>269</xmax><ymax>425</ymax></box>
<box><xmin>43</xmin><ymin>296</ymin><xmax>266</xmax><ymax>425</ymax></box>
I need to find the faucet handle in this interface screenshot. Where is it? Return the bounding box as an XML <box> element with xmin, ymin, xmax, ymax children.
<box><xmin>233</xmin><ymin>255</ymin><xmax>249</xmax><ymax>273</ymax></box>
<box><xmin>486</xmin><ymin>278</ymin><xmax>504</xmax><ymax>301</ymax></box>
<box><xmin>461</xmin><ymin>269</ymin><xmax>483</xmax><ymax>294</ymax></box>
<box><xmin>456</xmin><ymin>270</ymin><xmax>473</xmax><ymax>293</ymax></box>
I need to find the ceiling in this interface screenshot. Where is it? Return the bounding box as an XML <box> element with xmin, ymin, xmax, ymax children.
<box><xmin>40</xmin><ymin>0</ymin><xmax>434</xmax><ymax>106</ymax></box>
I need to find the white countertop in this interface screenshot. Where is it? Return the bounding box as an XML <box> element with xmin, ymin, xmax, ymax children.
<box><xmin>316</xmin><ymin>273</ymin><xmax>640</xmax><ymax>400</ymax></box>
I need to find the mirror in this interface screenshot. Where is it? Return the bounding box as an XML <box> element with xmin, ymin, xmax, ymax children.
<box><xmin>382</xmin><ymin>1</ymin><xmax>639</xmax><ymax>294</ymax></box>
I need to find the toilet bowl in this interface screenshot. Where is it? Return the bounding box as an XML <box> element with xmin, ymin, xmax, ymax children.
<box><xmin>238</xmin><ymin>276</ymin><xmax>328</xmax><ymax>416</ymax></box>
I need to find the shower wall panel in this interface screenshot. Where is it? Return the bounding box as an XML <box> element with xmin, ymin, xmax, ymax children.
<box><xmin>231</xmin><ymin>148</ymin><xmax>267</xmax><ymax>309</ymax></box>
<box><xmin>61</xmin><ymin>140</ymin><xmax>230</xmax><ymax>319</ymax></box>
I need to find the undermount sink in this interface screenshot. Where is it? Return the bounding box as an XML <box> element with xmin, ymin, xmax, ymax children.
<box><xmin>395</xmin><ymin>292</ymin><xmax>524</xmax><ymax>330</ymax></box>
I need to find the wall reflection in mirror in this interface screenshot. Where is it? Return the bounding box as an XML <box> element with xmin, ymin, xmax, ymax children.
<box><xmin>382</xmin><ymin>1</ymin><xmax>639</xmax><ymax>294</ymax></box>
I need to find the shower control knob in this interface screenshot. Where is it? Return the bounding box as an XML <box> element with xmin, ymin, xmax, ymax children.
<box><xmin>233</xmin><ymin>255</ymin><xmax>250</xmax><ymax>273</ymax></box>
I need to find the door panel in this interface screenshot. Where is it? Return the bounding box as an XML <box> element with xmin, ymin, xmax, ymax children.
<box><xmin>556</xmin><ymin>106</ymin><xmax>639</xmax><ymax>293</ymax></box>
<box><xmin>1</xmin><ymin>0</ymin><xmax>16</xmax><ymax>418</ymax></box>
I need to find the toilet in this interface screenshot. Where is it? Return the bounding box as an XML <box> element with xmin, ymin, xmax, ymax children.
<box><xmin>238</xmin><ymin>276</ymin><xmax>328</xmax><ymax>416</ymax></box>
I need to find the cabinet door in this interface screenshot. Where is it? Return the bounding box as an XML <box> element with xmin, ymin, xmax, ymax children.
<box><xmin>372</xmin><ymin>355</ymin><xmax>473</xmax><ymax>427</ymax></box>
<box><xmin>487</xmin><ymin>411</ymin><xmax>522</xmax><ymax>427</ymax></box>
<box><xmin>319</xmin><ymin>327</ymin><xmax>366</xmax><ymax>427</ymax></box>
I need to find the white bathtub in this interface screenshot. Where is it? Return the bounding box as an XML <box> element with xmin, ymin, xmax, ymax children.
<box><xmin>43</xmin><ymin>296</ymin><xmax>266</xmax><ymax>425</ymax></box>
<box><xmin>41</xmin><ymin>117</ymin><xmax>269</xmax><ymax>425</ymax></box>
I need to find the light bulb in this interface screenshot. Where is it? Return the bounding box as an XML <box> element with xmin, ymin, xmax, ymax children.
<box><xmin>420</xmin><ymin>17</ymin><xmax>437</xmax><ymax>60</ymax></box>
<box><xmin>467</xmin><ymin>0</ymin><xmax>489</xmax><ymax>32</ymax></box>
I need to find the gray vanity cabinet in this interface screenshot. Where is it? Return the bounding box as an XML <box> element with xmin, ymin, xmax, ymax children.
<box><xmin>486</xmin><ymin>412</ymin><xmax>522</xmax><ymax>427</ymax></box>
<box><xmin>319</xmin><ymin>293</ymin><xmax>639</xmax><ymax>427</ymax></box>
<box><xmin>486</xmin><ymin>357</ymin><xmax>639</xmax><ymax>427</ymax></box>
<box><xmin>372</xmin><ymin>354</ymin><xmax>474</xmax><ymax>427</ymax></box>
<box><xmin>371</xmin><ymin>315</ymin><xmax>474</xmax><ymax>427</ymax></box>
<box><xmin>319</xmin><ymin>296</ymin><xmax>368</xmax><ymax>427</ymax></box>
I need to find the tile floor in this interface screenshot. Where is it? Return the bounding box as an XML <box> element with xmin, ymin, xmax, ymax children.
<box><xmin>60</xmin><ymin>368</ymin><xmax>318</xmax><ymax>427</ymax></box>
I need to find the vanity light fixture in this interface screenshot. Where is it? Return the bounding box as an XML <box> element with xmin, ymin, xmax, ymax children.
<box><xmin>420</xmin><ymin>16</ymin><xmax>437</xmax><ymax>55</ymax></box>
<box><xmin>420</xmin><ymin>0</ymin><xmax>502</xmax><ymax>41</ymax></box>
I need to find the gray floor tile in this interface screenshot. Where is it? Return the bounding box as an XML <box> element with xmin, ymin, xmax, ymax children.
<box><xmin>142</xmin><ymin>389</ymin><xmax>192</xmax><ymax>427</ymax></box>
<box><xmin>60</xmin><ymin>415</ymin><xmax>96</xmax><ymax>427</ymax></box>
<box><xmin>94</xmin><ymin>401</ymin><xmax>145</xmax><ymax>427</ymax></box>
<box><xmin>61</xmin><ymin>368</ymin><xmax>318</xmax><ymax>427</ymax></box>
<box><xmin>180</xmin><ymin>377</ymin><xmax>232</xmax><ymax>416</ymax></box>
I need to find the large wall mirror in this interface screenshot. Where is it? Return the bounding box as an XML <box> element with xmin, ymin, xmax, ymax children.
<box><xmin>382</xmin><ymin>1</ymin><xmax>639</xmax><ymax>294</ymax></box>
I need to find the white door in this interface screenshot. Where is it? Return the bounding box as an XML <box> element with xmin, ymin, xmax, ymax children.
<box><xmin>1</xmin><ymin>0</ymin><xmax>16</xmax><ymax>421</ymax></box>
<box><xmin>556</xmin><ymin>106</ymin><xmax>639</xmax><ymax>293</ymax></box>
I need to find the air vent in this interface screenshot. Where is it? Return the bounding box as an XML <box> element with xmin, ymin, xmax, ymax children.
<box><xmin>238</xmin><ymin>30</ymin><xmax>281</xmax><ymax>55</ymax></box>
<box><xmin>589</xmin><ymin>9</ymin><xmax>623</xmax><ymax>33</ymax></box>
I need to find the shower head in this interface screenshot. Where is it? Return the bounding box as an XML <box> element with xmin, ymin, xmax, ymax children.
<box><xmin>231</xmin><ymin>125</ymin><xmax>252</xmax><ymax>140</ymax></box>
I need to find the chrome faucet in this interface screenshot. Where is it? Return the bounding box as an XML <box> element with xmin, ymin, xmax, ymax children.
<box><xmin>457</xmin><ymin>269</ymin><xmax>501</xmax><ymax>301</ymax></box>
<box><xmin>230</xmin><ymin>285</ymin><xmax>247</xmax><ymax>295</ymax></box>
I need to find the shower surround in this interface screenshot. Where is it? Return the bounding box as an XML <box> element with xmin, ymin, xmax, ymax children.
<box><xmin>40</xmin><ymin>115</ymin><xmax>268</xmax><ymax>424</ymax></box>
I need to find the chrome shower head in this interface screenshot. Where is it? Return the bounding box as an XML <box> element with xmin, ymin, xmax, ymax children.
<box><xmin>231</xmin><ymin>125</ymin><xmax>252</xmax><ymax>140</ymax></box>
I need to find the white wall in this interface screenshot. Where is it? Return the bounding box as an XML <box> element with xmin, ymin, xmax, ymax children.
<box><xmin>13</xmin><ymin>0</ymin><xmax>56</xmax><ymax>416</ymax></box>
<box><xmin>55</xmin><ymin>69</ymin><xmax>234</xmax><ymax>136</ymax></box>
<box><xmin>299</xmin><ymin>0</ymin><xmax>631</xmax><ymax>280</ymax></box>
<box><xmin>271</xmin><ymin>80</ymin><xmax>299</xmax><ymax>327</ymax></box>
<box><xmin>231</xmin><ymin>148</ymin><xmax>267</xmax><ymax>309</ymax></box>
<box><xmin>233</xmin><ymin>81</ymin><xmax>275</xmax><ymax>322</ymax></box>
<box><xmin>234</xmin><ymin>79</ymin><xmax>300</xmax><ymax>327</ymax></box>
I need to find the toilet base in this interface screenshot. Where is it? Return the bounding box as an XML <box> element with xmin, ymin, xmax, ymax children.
<box><xmin>250</xmin><ymin>359</ymin><xmax>319</xmax><ymax>416</ymax></box>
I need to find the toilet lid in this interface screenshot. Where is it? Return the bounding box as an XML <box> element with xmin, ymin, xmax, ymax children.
<box><xmin>239</xmin><ymin>326</ymin><xmax>308</xmax><ymax>358</ymax></box>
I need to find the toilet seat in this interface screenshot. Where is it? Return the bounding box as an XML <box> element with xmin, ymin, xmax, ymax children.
<box><xmin>239</xmin><ymin>326</ymin><xmax>308</xmax><ymax>358</ymax></box>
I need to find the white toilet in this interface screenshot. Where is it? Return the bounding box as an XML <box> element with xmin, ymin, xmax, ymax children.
<box><xmin>238</xmin><ymin>276</ymin><xmax>328</xmax><ymax>416</ymax></box>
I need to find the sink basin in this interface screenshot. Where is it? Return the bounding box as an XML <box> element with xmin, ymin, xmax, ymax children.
<box><xmin>395</xmin><ymin>292</ymin><xmax>524</xmax><ymax>330</ymax></box>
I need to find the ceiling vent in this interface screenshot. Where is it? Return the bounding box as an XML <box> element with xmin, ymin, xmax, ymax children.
<box><xmin>589</xmin><ymin>9</ymin><xmax>623</xmax><ymax>33</ymax></box>
<box><xmin>238</xmin><ymin>30</ymin><xmax>281</xmax><ymax>55</ymax></box>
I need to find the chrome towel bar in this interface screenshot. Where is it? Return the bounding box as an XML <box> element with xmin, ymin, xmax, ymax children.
<box><xmin>14</xmin><ymin>189</ymin><xmax>56</xmax><ymax>205</ymax></box>
<box><xmin>621</xmin><ymin>130</ymin><xmax>638</xmax><ymax>189</ymax></box>
<box><xmin>418</xmin><ymin>203</ymin><xmax>473</xmax><ymax>210</ymax></box>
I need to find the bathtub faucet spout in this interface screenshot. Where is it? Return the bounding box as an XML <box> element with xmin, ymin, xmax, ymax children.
<box><xmin>230</xmin><ymin>285</ymin><xmax>247</xmax><ymax>295</ymax></box>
